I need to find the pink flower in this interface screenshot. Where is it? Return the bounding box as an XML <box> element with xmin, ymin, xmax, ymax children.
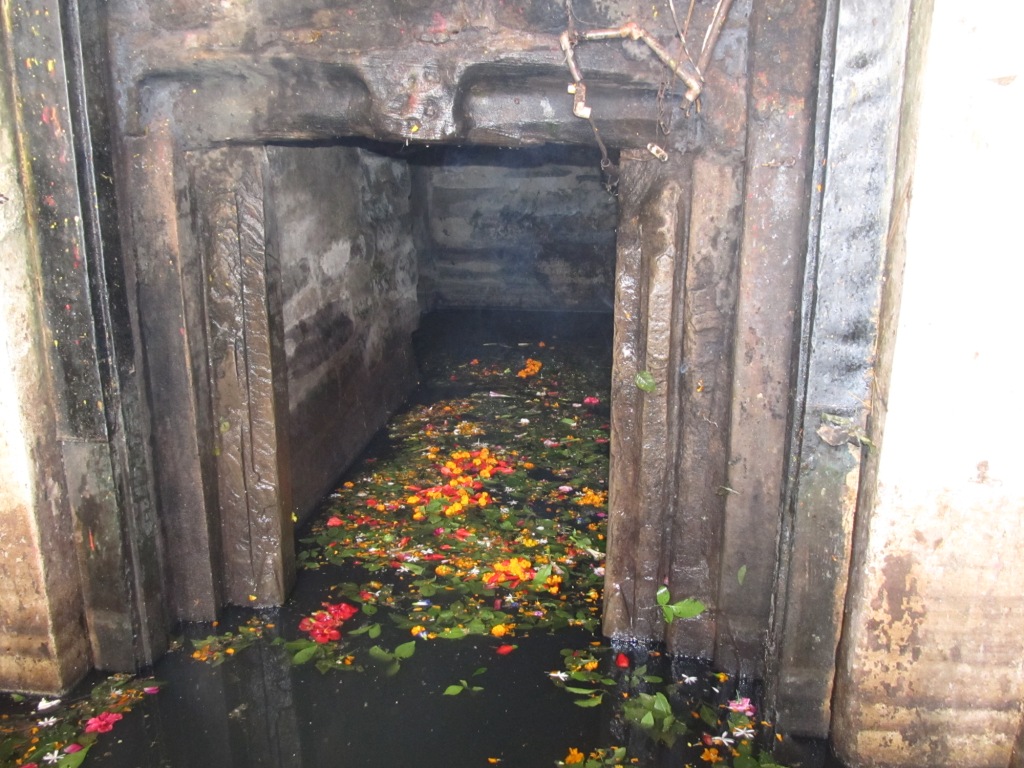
<box><xmin>583</xmin><ymin>396</ymin><xmax>600</xmax><ymax>406</ymax></box>
<box><xmin>727</xmin><ymin>697</ymin><xmax>756</xmax><ymax>717</ymax></box>
<box><xmin>143</xmin><ymin>686</ymin><xmax>160</xmax><ymax>695</ymax></box>
<box><xmin>84</xmin><ymin>711</ymin><xmax>123</xmax><ymax>733</ymax></box>
<box><xmin>64</xmin><ymin>744</ymin><xmax>83</xmax><ymax>753</ymax></box>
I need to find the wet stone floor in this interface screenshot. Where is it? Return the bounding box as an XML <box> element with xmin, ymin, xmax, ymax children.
<box><xmin>2</xmin><ymin>311</ymin><xmax>829</xmax><ymax>768</ymax></box>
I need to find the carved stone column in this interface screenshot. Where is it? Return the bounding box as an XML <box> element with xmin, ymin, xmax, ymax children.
<box><xmin>189</xmin><ymin>147</ymin><xmax>295</xmax><ymax>607</ymax></box>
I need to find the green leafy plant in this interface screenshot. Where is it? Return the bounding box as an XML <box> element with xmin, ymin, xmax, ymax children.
<box><xmin>622</xmin><ymin>691</ymin><xmax>689</xmax><ymax>746</ymax></box>
<box><xmin>189</xmin><ymin>617</ymin><xmax>269</xmax><ymax>665</ymax></box>
<box><xmin>655</xmin><ymin>585</ymin><xmax>705</xmax><ymax>623</ymax></box>
<box><xmin>366</xmin><ymin>640</ymin><xmax>417</xmax><ymax>676</ymax></box>
<box><xmin>442</xmin><ymin>666</ymin><xmax>487</xmax><ymax>695</ymax></box>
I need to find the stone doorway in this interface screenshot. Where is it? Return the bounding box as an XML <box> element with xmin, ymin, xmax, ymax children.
<box><xmin>1</xmin><ymin>0</ymin><xmax>926</xmax><ymax>749</ymax></box>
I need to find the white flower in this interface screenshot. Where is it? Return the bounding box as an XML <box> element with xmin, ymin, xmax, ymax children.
<box><xmin>547</xmin><ymin>670</ymin><xmax>569</xmax><ymax>681</ymax></box>
<box><xmin>714</xmin><ymin>732</ymin><xmax>735</xmax><ymax>747</ymax></box>
<box><xmin>43</xmin><ymin>750</ymin><xmax>62</xmax><ymax>764</ymax></box>
<box><xmin>680</xmin><ymin>675</ymin><xmax>698</xmax><ymax>685</ymax></box>
<box><xmin>732</xmin><ymin>726</ymin><xmax>756</xmax><ymax>739</ymax></box>
<box><xmin>36</xmin><ymin>698</ymin><xmax>61</xmax><ymax>711</ymax></box>
<box><xmin>37</xmin><ymin>716</ymin><xmax>58</xmax><ymax>727</ymax></box>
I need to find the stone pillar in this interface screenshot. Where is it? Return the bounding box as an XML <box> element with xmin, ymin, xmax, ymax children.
<box><xmin>1</xmin><ymin>0</ymin><xmax>168</xmax><ymax>685</ymax></box>
<box><xmin>769</xmin><ymin>0</ymin><xmax>915</xmax><ymax>736</ymax></box>
<box><xmin>831</xmin><ymin>1</ymin><xmax>1024</xmax><ymax>765</ymax></box>
<box><xmin>605</xmin><ymin>152</ymin><xmax>692</xmax><ymax>645</ymax></box>
<box><xmin>716</xmin><ymin>0</ymin><xmax>825</xmax><ymax>678</ymax></box>
<box><xmin>189</xmin><ymin>147</ymin><xmax>295</xmax><ymax>606</ymax></box>
<box><xmin>0</xmin><ymin>31</ymin><xmax>90</xmax><ymax>693</ymax></box>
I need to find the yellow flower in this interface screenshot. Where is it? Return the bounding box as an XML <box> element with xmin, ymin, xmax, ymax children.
<box><xmin>411</xmin><ymin>625</ymin><xmax>426</xmax><ymax>636</ymax></box>
<box><xmin>700</xmin><ymin>748</ymin><xmax>724</xmax><ymax>763</ymax></box>
<box><xmin>490</xmin><ymin>624</ymin><xmax>510</xmax><ymax>637</ymax></box>
<box><xmin>564</xmin><ymin>747</ymin><xmax>585</xmax><ymax>764</ymax></box>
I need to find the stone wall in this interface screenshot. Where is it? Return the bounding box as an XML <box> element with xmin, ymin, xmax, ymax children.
<box><xmin>412</xmin><ymin>145</ymin><xmax>617</xmax><ymax>312</ymax></box>
<box><xmin>831</xmin><ymin>1</ymin><xmax>1024</xmax><ymax>765</ymax></box>
<box><xmin>268</xmin><ymin>144</ymin><xmax>419</xmax><ymax>521</ymax></box>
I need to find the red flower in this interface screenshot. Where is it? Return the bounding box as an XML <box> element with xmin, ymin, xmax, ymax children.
<box><xmin>84</xmin><ymin>711</ymin><xmax>123</xmax><ymax>733</ymax></box>
<box><xmin>495</xmin><ymin>644</ymin><xmax>517</xmax><ymax>655</ymax></box>
<box><xmin>298</xmin><ymin>602</ymin><xmax>358</xmax><ymax>643</ymax></box>
<box><xmin>324</xmin><ymin>602</ymin><xmax>359</xmax><ymax>622</ymax></box>
<box><xmin>614</xmin><ymin>652</ymin><xmax>630</xmax><ymax>668</ymax></box>
<box><xmin>326</xmin><ymin>516</ymin><xmax>344</xmax><ymax>527</ymax></box>
<box><xmin>583</xmin><ymin>396</ymin><xmax>600</xmax><ymax>406</ymax></box>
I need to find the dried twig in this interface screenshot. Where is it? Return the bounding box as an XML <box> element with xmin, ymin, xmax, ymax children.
<box><xmin>697</xmin><ymin>0</ymin><xmax>735</xmax><ymax>75</ymax></box>
<box><xmin>559</xmin><ymin>23</ymin><xmax>703</xmax><ymax>102</ymax></box>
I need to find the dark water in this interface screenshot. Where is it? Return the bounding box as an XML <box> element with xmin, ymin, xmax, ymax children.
<box><xmin>2</xmin><ymin>311</ymin><xmax>843</xmax><ymax>768</ymax></box>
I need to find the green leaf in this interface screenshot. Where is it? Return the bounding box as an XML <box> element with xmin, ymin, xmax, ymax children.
<box><xmin>655</xmin><ymin>585</ymin><xmax>670</xmax><ymax>605</ymax></box>
<box><xmin>532</xmin><ymin>563</ymin><xmax>553</xmax><ymax>586</ymax></box>
<box><xmin>394</xmin><ymin>640</ymin><xmax>417</xmax><ymax>659</ymax></box>
<box><xmin>635</xmin><ymin>370</ymin><xmax>656</xmax><ymax>392</ymax></box>
<box><xmin>652</xmin><ymin>692</ymin><xmax>671</xmax><ymax>715</ymax></box>
<box><xmin>738</xmin><ymin>564</ymin><xmax>747</xmax><ymax>585</ymax></box>
<box><xmin>362</xmin><ymin>603</ymin><xmax>378</xmax><ymax>616</ymax></box>
<box><xmin>734</xmin><ymin>756</ymin><xmax>758</xmax><ymax>768</ymax></box>
<box><xmin>472</xmin><ymin>667</ymin><xmax>487</xmax><ymax>677</ymax></box>
<box><xmin>368</xmin><ymin>645</ymin><xmax>394</xmax><ymax>663</ymax></box>
<box><xmin>385</xmin><ymin>660</ymin><xmax>401</xmax><ymax>676</ymax></box>
<box><xmin>574</xmin><ymin>695</ymin><xmax>604</xmax><ymax>707</ymax></box>
<box><xmin>368</xmin><ymin>623</ymin><xmax>382</xmax><ymax>639</ymax></box>
<box><xmin>669</xmin><ymin>598</ymin><xmax>706</xmax><ymax>620</ymax></box>
<box><xmin>640</xmin><ymin>711</ymin><xmax>655</xmax><ymax>729</ymax></box>
<box><xmin>58</xmin><ymin>745</ymin><xmax>92</xmax><ymax>768</ymax></box>
<box><xmin>564</xmin><ymin>685</ymin><xmax>599</xmax><ymax>695</ymax></box>
<box><xmin>292</xmin><ymin>644</ymin><xmax>319</xmax><ymax>665</ymax></box>
<box><xmin>443</xmin><ymin>685</ymin><xmax>464</xmax><ymax>696</ymax></box>
<box><xmin>700</xmin><ymin>703</ymin><xmax>720</xmax><ymax>728</ymax></box>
